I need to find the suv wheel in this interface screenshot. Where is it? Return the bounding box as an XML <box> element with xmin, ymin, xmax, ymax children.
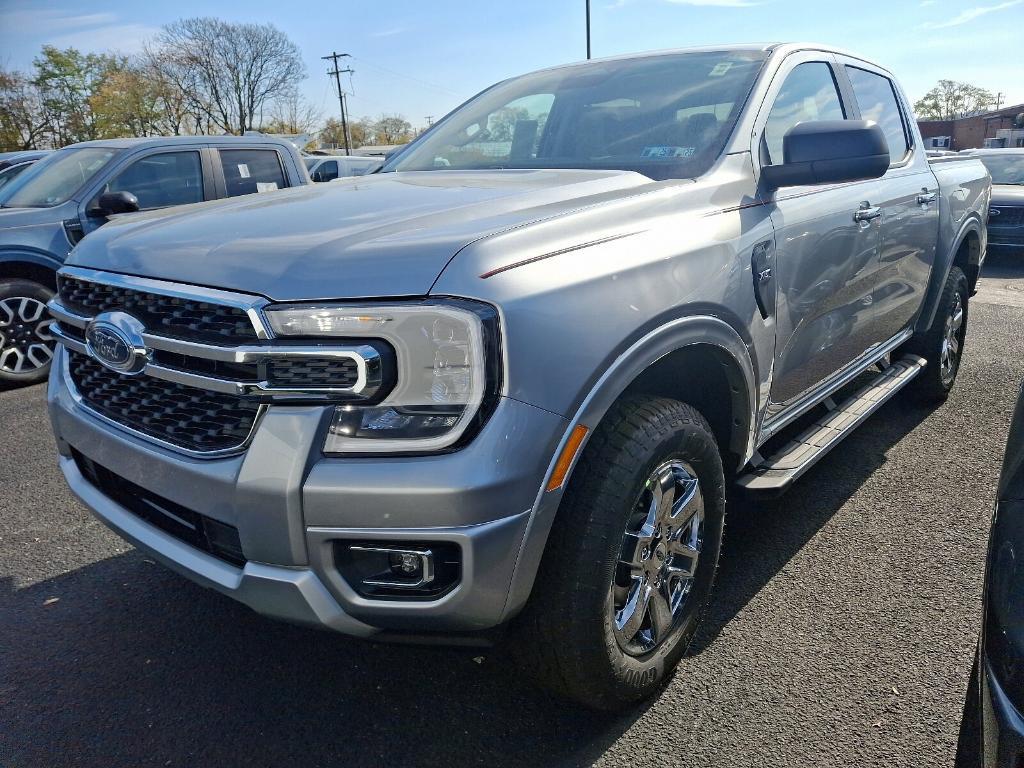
<box><xmin>903</xmin><ymin>265</ymin><xmax>968</xmax><ymax>402</ymax></box>
<box><xmin>0</xmin><ymin>278</ymin><xmax>56</xmax><ymax>387</ymax></box>
<box><xmin>513</xmin><ymin>395</ymin><xmax>726</xmax><ymax>710</ymax></box>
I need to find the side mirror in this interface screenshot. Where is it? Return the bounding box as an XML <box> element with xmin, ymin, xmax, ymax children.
<box><xmin>89</xmin><ymin>190</ymin><xmax>140</xmax><ymax>217</ymax></box>
<box><xmin>762</xmin><ymin>120</ymin><xmax>890</xmax><ymax>190</ymax></box>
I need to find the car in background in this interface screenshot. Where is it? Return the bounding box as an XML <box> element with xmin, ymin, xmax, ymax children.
<box><xmin>304</xmin><ymin>155</ymin><xmax>383</xmax><ymax>182</ymax></box>
<box><xmin>962</xmin><ymin>149</ymin><xmax>1024</xmax><ymax>253</ymax></box>
<box><xmin>0</xmin><ymin>150</ymin><xmax>52</xmax><ymax>193</ymax></box>
<box><xmin>0</xmin><ymin>135</ymin><xmax>310</xmax><ymax>387</ymax></box>
<box><xmin>967</xmin><ymin>380</ymin><xmax>1024</xmax><ymax>766</ymax></box>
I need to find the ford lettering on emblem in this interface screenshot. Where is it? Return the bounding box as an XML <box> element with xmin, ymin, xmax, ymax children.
<box><xmin>84</xmin><ymin>312</ymin><xmax>149</xmax><ymax>374</ymax></box>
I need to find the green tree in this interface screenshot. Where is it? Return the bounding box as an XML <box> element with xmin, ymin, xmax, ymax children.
<box><xmin>373</xmin><ymin>114</ymin><xmax>413</xmax><ymax>145</ymax></box>
<box><xmin>914</xmin><ymin>80</ymin><xmax>996</xmax><ymax>121</ymax></box>
<box><xmin>32</xmin><ymin>45</ymin><xmax>117</xmax><ymax>146</ymax></box>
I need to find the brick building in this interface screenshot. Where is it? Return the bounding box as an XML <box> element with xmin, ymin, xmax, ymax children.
<box><xmin>917</xmin><ymin>103</ymin><xmax>1024</xmax><ymax>151</ymax></box>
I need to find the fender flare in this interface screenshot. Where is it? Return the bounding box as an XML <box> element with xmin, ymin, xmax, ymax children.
<box><xmin>501</xmin><ymin>314</ymin><xmax>759</xmax><ymax>620</ymax></box>
<box><xmin>0</xmin><ymin>248</ymin><xmax>64</xmax><ymax>283</ymax></box>
<box><xmin>915</xmin><ymin>214</ymin><xmax>984</xmax><ymax>334</ymax></box>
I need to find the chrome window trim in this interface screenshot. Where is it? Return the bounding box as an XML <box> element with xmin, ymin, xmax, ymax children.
<box><xmin>59</xmin><ymin>348</ymin><xmax>267</xmax><ymax>459</ymax></box>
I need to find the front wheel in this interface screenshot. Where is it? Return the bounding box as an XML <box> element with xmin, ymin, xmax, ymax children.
<box><xmin>902</xmin><ymin>265</ymin><xmax>969</xmax><ymax>403</ymax></box>
<box><xmin>513</xmin><ymin>395</ymin><xmax>726</xmax><ymax>710</ymax></box>
<box><xmin>0</xmin><ymin>278</ymin><xmax>57</xmax><ymax>387</ymax></box>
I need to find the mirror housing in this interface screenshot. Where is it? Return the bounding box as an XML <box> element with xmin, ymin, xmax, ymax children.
<box><xmin>89</xmin><ymin>190</ymin><xmax>140</xmax><ymax>217</ymax></box>
<box><xmin>761</xmin><ymin>120</ymin><xmax>890</xmax><ymax>190</ymax></box>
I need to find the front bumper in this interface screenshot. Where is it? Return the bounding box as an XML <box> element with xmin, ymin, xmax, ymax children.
<box><xmin>982</xmin><ymin>656</ymin><xmax>1024</xmax><ymax>767</ymax></box>
<box><xmin>49</xmin><ymin>347</ymin><xmax>568</xmax><ymax>636</ymax></box>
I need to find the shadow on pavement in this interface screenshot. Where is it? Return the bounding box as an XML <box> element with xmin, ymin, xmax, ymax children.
<box><xmin>0</xmin><ymin>394</ymin><xmax>940</xmax><ymax>768</ymax></box>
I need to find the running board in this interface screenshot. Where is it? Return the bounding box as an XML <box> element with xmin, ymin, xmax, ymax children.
<box><xmin>737</xmin><ymin>355</ymin><xmax>926</xmax><ymax>495</ymax></box>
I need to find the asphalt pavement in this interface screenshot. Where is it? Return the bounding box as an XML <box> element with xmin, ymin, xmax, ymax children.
<box><xmin>2</xmin><ymin>252</ymin><xmax>1023</xmax><ymax>767</ymax></box>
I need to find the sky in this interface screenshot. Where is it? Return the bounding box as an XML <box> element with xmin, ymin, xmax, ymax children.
<box><xmin>1</xmin><ymin>0</ymin><xmax>1023</xmax><ymax>132</ymax></box>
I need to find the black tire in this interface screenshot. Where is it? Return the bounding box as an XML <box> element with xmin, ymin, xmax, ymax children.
<box><xmin>0</xmin><ymin>278</ymin><xmax>57</xmax><ymax>387</ymax></box>
<box><xmin>512</xmin><ymin>395</ymin><xmax>726</xmax><ymax>710</ymax></box>
<box><xmin>902</xmin><ymin>265</ymin><xmax>969</xmax><ymax>403</ymax></box>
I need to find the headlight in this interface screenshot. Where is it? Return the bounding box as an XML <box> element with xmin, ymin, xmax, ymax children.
<box><xmin>264</xmin><ymin>300</ymin><xmax>500</xmax><ymax>454</ymax></box>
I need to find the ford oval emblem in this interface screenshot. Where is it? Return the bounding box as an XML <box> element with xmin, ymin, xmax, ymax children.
<box><xmin>85</xmin><ymin>312</ymin><xmax>148</xmax><ymax>374</ymax></box>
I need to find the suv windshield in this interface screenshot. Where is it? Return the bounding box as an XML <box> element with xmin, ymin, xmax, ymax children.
<box><xmin>385</xmin><ymin>50</ymin><xmax>767</xmax><ymax>181</ymax></box>
<box><xmin>0</xmin><ymin>147</ymin><xmax>120</xmax><ymax>208</ymax></box>
<box><xmin>978</xmin><ymin>154</ymin><xmax>1024</xmax><ymax>185</ymax></box>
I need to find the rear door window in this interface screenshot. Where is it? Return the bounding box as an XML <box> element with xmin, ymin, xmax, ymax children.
<box><xmin>105</xmin><ymin>151</ymin><xmax>204</xmax><ymax>210</ymax></box>
<box><xmin>763</xmin><ymin>62</ymin><xmax>846</xmax><ymax>165</ymax></box>
<box><xmin>845</xmin><ymin>66</ymin><xmax>910</xmax><ymax>164</ymax></box>
<box><xmin>219</xmin><ymin>149</ymin><xmax>287</xmax><ymax>197</ymax></box>
<box><xmin>313</xmin><ymin>160</ymin><xmax>339</xmax><ymax>182</ymax></box>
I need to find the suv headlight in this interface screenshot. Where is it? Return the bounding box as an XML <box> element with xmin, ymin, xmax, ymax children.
<box><xmin>264</xmin><ymin>300</ymin><xmax>501</xmax><ymax>454</ymax></box>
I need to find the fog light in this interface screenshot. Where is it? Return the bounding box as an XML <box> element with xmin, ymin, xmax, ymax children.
<box><xmin>335</xmin><ymin>540</ymin><xmax>462</xmax><ymax>599</ymax></box>
<box><xmin>349</xmin><ymin>545</ymin><xmax>434</xmax><ymax>589</ymax></box>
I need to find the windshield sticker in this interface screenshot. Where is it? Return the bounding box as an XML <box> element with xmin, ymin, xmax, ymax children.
<box><xmin>237</xmin><ymin>164</ymin><xmax>251</xmax><ymax>178</ymax></box>
<box><xmin>709</xmin><ymin>62</ymin><xmax>732</xmax><ymax>77</ymax></box>
<box><xmin>256</xmin><ymin>182</ymin><xmax>278</xmax><ymax>193</ymax></box>
<box><xmin>641</xmin><ymin>146</ymin><xmax>696</xmax><ymax>158</ymax></box>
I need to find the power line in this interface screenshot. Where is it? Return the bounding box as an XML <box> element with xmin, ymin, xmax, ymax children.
<box><xmin>348</xmin><ymin>56</ymin><xmax>460</xmax><ymax>97</ymax></box>
<box><xmin>322</xmin><ymin>51</ymin><xmax>353</xmax><ymax>155</ymax></box>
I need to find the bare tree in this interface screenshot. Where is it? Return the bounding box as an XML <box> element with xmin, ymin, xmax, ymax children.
<box><xmin>0</xmin><ymin>68</ymin><xmax>48</xmax><ymax>150</ymax></box>
<box><xmin>151</xmin><ymin>18</ymin><xmax>305</xmax><ymax>135</ymax></box>
<box><xmin>373</xmin><ymin>114</ymin><xmax>413</xmax><ymax>144</ymax></box>
<box><xmin>262</xmin><ymin>90</ymin><xmax>321</xmax><ymax>134</ymax></box>
<box><xmin>914</xmin><ymin>80</ymin><xmax>996</xmax><ymax>121</ymax></box>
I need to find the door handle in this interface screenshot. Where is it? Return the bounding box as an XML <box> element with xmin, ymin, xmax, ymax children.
<box><xmin>917</xmin><ymin>188</ymin><xmax>937</xmax><ymax>205</ymax></box>
<box><xmin>854</xmin><ymin>202</ymin><xmax>881</xmax><ymax>223</ymax></box>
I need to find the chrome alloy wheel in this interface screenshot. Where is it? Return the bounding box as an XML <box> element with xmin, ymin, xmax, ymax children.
<box><xmin>940</xmin><ymin>291</ymin><xmax>964</xmax><ymax>386</ymax></box>
<box><xmin>0</xmin><ymin>296</ymin><xmax>55</xmax><ymax>374</ymax></box>
<box><xmin>611</xmin><ymin>459</ymin><xmax>704</xmax><ymax>656</ymax></box>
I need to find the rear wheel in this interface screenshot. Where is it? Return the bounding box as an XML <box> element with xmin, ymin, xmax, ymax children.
<box><xmin>513</xmin><ymin>395</ymin><xmax>726</xmax><ymax>710</ymax></box>
<box><xmin>902</xmin><ymin>266</ymin><xmax>968</xmax><ymax>402</ymax></box>
<box><xmin>0</xmin><ymin>278</ymin><xmax>56</xmax><ymax>387</ymax></box>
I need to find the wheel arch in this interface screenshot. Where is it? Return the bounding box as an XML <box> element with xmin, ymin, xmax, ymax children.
<box><xmin>0</xmin><ymin>251</ymin><xmax>62</xmax><ymax>291</ymax></box>
<box><xmin>915</xmin><ymin>215</ymin><xmax>984</xmax><ymax>334</ymax></box>
<box><xmin>501</xmin><ymin>314</ymin><xmax>758</xmax><ymax>621</ymax></box>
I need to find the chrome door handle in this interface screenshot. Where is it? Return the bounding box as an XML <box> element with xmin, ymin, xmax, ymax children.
<box><xmin>854</xmin><ymin>203</ymin><xmax>881</xmax><ymax>223</ymax></box>
<box><xmin>917</xmin><ymin>189</ymin><xmax>937</xmax><ymax>205</ymax></box>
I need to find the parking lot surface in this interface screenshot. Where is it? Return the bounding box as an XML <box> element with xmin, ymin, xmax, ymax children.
<box><xmin>2</xmin><ymin>253</ymin><xmax>1022</xmax><ymax>767</ymax></box>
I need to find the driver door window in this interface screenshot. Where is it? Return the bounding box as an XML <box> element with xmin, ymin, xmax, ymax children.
<box><xmin>105</xmin><ymin>151</ymin><xmax>204</xmax><ymax>210</ymax></box>
<box><xmin>763</xmin><ymin>63</ymin><xmax>846</xmax><ymax>164</ymax></box>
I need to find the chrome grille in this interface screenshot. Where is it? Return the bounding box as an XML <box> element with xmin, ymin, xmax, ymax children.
<box><xmin>57</xmin><ymin>274</ymin><xmax>258</xmax><ymax>344</ymax></box>
<box><xmin>49</xmin><ymin>267</ymin><xmax>387</xmax><ymax>457</ymax></box>
<box><xmin>68</xmin><ymin>351</ymin><xmax>261</xmax><ymax>452</ymax></box>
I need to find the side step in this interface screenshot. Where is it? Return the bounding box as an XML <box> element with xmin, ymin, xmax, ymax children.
<box><xmin>737</xmin><ymin>355</ymin><xmax>926</xmax><ymax>495</ymax></box>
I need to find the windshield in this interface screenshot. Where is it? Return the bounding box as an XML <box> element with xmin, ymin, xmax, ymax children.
<box><xmin>385</xmin><ymin>50</ymin><xmax>767</xmax><ymax>181</ymax></box>
<box><xmin>979</xmin><ymin>154</ymin><xmax>1024</xmax><ymax>185</ymax></box>
<box><xmin>0</xmin><ymin>147</ymin><xmax>120</xmax><ymax>208</ymax></box>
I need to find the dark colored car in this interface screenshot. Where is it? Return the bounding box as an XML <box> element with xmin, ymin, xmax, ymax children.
<box><xmin>0</xmin><ymin>135</ymin><xmax>309</xmax><ymax>386</ymax></box>
<box><xmin>965</xmin><ymin>381</ymin><xmax>1024</xmax><ymax>766</ymax></box>
<box><xmin>0</xmin><ymin>150</ymin><xmax>52</xmax><ymax>193</ymax></box>
<box><xmin>967</xmin><ymin>150</ymin><xmax>1024</xmax><ymax>253</ymax></box>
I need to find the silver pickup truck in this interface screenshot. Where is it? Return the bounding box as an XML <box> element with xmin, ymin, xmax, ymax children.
<box><xmin>46</xmin><ymin>43</ymin><xmax>989</xmax><ymax>710</ymax></box>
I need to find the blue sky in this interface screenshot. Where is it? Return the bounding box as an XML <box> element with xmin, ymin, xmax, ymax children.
<box><xmin>1</xmin><ymin>0</ymin><xmax>1022</xmax><ymax>131</ymax></box>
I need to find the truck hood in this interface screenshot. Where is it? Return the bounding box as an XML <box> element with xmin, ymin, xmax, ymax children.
<box><xmin>992</xmin><ymin>184</ymin><xmax>1024</xmax><ymax>207</ymax></box>
<box><xmin>67</xmin><ymin>169</ymin><xmax>650</xmax><ymax>301</ymax></box>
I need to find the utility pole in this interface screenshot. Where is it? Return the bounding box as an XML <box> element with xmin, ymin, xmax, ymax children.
<box><xmin>322</xmin><ymin>51</ymin><xmax>353</xmax><ymax>155</ymax></box>
<box><xmin>424</xmin><ymin>116</ymin><xmax>434</xmax><ymax>127</ymax></box>
<box><xmin>585</xmin><ymin>0</ymin><xmax>592</xmax><ymax>59</ymax></box>
<box><xmin>995</xmin><ymin>92</ymin><xmax>1005</xmax><ymax>111</ymax></box>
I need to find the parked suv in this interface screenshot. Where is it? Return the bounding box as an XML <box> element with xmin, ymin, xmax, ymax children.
<box><xmin>0</xmin><ymin>136</ymin><xmax>309</xmax><ymax>386</ymax></box>
<box><xmin>47</xmin><ymin>44</ymin><xmax>990</xmax><ymax>709</ymax></box>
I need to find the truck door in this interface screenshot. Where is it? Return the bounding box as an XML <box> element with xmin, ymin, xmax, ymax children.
<box><xmin>754</xmin><ymin>55</ymin><xmax>884</xmax><ymax>407</ymax></box>
<box><xmin>78</xmin><ymin>146</ymin><xmax>212</xmax><ymax>238</ymax></box>
<box><xmin>839</xmin><ymin>60</ymin><xmax>939</xmax><ymax>342</ymax></box>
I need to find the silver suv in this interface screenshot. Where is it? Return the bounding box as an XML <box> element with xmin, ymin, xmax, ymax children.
<box><xmin>47</xmin><ymin>44</ymin><xmax>989</xmax><ymax>709</ymax></box>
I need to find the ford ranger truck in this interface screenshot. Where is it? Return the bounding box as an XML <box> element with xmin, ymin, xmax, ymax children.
<box><xmin>0</xmin><ymin>135</ymin><xmax>310</xmax><ymax>387</ymax></box>
<box><xmin>46</xmin><ymin>44</ymin><xmax>990</xmax><ymax>710</ymax></box>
